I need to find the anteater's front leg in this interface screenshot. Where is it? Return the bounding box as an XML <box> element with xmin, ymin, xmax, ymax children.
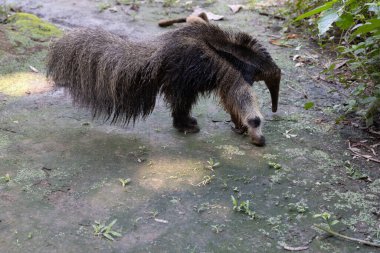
<box><xmin>230</xmin><ymin>113</ymin><xmax>247</xmax><ymax>134</ymax></box>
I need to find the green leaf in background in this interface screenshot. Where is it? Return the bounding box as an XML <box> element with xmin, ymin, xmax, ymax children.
<box><xmin>318</xmin><ymin>8</ymin><xmax>341</xmax><ymax>35</ymax></box>
<box><xmin>304</xmin><ymin>101</ymin><xmax>315</xmax><ymax>110</ymax></box>
<box><xmin>353</xmin><ymin>19</ymin><xmax>380</xmax><ymax>36</ymax></box>
<box><xmin>336</xmin><ymin>13</ymin><xmax>354</xmax><ymax>30</ymax></box>
<box><xmin>366</xmin><ymin>3</ymin><xmax>380</xmax><ymax>17</ymax></box>
<box><xmin>295</xmin><ymin>0</ymin><xmax>338</xmax><ymax>21</ymax></box>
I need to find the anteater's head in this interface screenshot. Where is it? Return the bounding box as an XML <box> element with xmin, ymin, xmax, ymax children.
<box><xmin>230</xmin><ymin>65</ymin><xmax>281</xmax><ymax>146</ymax></box>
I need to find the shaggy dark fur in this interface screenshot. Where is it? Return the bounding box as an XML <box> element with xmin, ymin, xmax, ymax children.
<box><xmin>47</xmin><ymin>23</ymin><xmax>281</xmax><ymax>146</ymax></box>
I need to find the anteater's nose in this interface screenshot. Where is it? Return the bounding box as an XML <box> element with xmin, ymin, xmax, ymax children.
<box><xmin>252</xmin><ymin>135</ymin><xmax>265</xmax><ymax>147</ymax></box>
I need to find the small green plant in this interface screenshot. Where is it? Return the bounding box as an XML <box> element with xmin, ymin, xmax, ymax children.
<box><xmin>205</xmin><ymin>0</ymin><xmax>216</xmax><ymax>5</ymax></box>
<box><xmin>288</xmin><ymin>201</ymin><xmax>309</xmax><ymax>213</ymax></box>
<box><xmin>231</xmin><ymin>195</ymin><xmax>256</xmax><ymax>219</ymax></box>
<box><xmin>116</xmin><ymin>0</ymin><xmax>133</xmax><ymax>4</ymax></box>
<box><xmin>344</xmin><ymin>161</ymin><xmax>368</xmax><ymax>180</ymax></box>
<box><xmin>268</xmin><ymin>162</ymin><xmax>282</xmax><ymax>170</ymax></box>
<box><xmin>0</xmin><ymin>173</ymin><xmax>11</xmax><ymax>182</ymax></box>
<box><xmin>197</xmin><ymin>175</ymin><xmax>215</xmax><ymax>186</ymax></box>
<box><xmin>313</xmin><ymin>211</ymin><xmax>380</xmax><ymax>247</ymax></box>
<box><xmin>98</xmin><ymin>2</ymin><xmax>111</xmax><ymax>12</ymax></box>
<box><xmin>246</xmin><ymin>0</ymin><xmax>257</xmax><ymax>10</ymax></box>
<box><xmin>194</xmin><ymin>202</ymin><xmax>211</xmax><ymax>213</ymax></box>
<box><xmin>211</xmin><ymin>224</ymin><xmax>225</xmax><ymax>234</ymax></box>
<box><xmin>205</xmin><ymin>158</ymin><xmax>220</xmax><ymax>170</ymax></box>
<box><xmin>314</xmin><ymin>212</ymin><xmax>339</xmax><ymax>229</ymax></box>
<box><xmin>163</xmin><ymin>0</ymin><xmax>178</xmax><ymax>7</ymax></box>
<box><xmin>118</xmin><ymin>178</ymin><xmax>131</xmax><ymax>187</ymax></box>
<box><xmin>132</xmin><ymin>217</ymin><xmax>142</xmax><ymax>229</ymax></box>
<box><xmin>292</xmin><ymin>0</ymin><xmax>380</xmax><ymax>125</ymax></box>
<box><xmin>146</xmin><ymin>210</ymin><xmax>159</xmax><ymax>218</ymax></box>
<box><xmin>92</xmin><ymin>219</ymin><xmax>122</xmax><ymax>241</ymax></box>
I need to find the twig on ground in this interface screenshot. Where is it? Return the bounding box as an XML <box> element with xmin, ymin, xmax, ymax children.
<box><xmin>369</xmin><ymin>129</ymin><xmax>380</xmax><ymax>136</ymax></box>
<box><xmin>314</xmin><ymin>224</ymin><xmax>380</xmax><ymax>248</ymax></box>
<box><xmin>258</xmin><ymin>12</ymin><xmax>285</xmax><ymax>20</ymax></box>
<box><xmin>0</xmin><ymin>128</ymin><xmax>17</xmax><ymax>133</ymax></box>
<box><xmin>348</xmin><ymin>141</ymin><xmax>380</xmax><ymax>164</ymax></box>
<box><xmin>282</xmin><ymin>244</ymin><xmax>309</xmax><ymax>251</ymax></box>
<box><xmin>286</xmin><ymin>84</ymin><xmax>308</xmax><ymax>98</ymax></box>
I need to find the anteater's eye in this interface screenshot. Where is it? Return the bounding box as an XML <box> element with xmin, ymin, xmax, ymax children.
<box><xmin>247</xmin><ymin>117</ymin><xmax>261</xmax><ymax>128</ymax></box>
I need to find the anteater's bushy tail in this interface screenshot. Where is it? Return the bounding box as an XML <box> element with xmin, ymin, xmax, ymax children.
<box><xmin>47</xmin><ymin>28</ymin><xmax>161</xmax><ymax>124</ymax></box>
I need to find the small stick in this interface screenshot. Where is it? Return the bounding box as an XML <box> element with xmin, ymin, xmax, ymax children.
<box><xmin>258</xmin><ymin>12</ymin><xmax>286</xmax><ymax>20</ymax></box>
<box><xmin>348</xmin><ymin>141</ymin><xmax>380</xmax><ymax>164</ymax></box>
<box><xmin>158</xmin><ymin>18</ymin><xmax>186</xmax><ymax>27</ymax></box>
<box><xmin>369</xmin><ymin>129</ymin><xmax>380</xmax><ymax>136</ymax></box>
<box><xmin>0</xmin><ymin>128</ymin><xmax>17</xmax><ymax>133</ymax></box>
<box><xmin>314</xmin><ymin>225</ymin><xmax>380</xmax><ymax>248</ymax></box>
<box><xmin>286</xmin><ymin>84</ymin><xmax>308</xmax><ymax>98</ymax></box>
<box><xmin>283</xmin><ymin>244</ymin><xmax>309</xmax><ymax>251</ymax></box>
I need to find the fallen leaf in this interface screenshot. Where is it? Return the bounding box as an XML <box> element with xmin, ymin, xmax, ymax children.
<box><xmin>269</xmin><ymin>39</ymin><xmax>293</xmax><ymax>47</ymax></box>
<box><xmin>192</xmin><ymin>8</ymin><xmax>224</xmax><ymax>21</ymax></box>
<box><xmin>292</xmin><ymin>55</ymin><xmax>301</xmax><ymax>61</ymax></box>
<box><xmin>283</xmin><ymin>129</ymin><xmax>297</xmax><ymax>138</ymax></box>
<box><xmin>29</xmin><ymin>66</ymin><xmax>39</xmax><ymax>73</ymax></box>
<box><xmin>228</xmin><ymin>4</ymin><xmax>244</xmax><ymax>14</ymax></box>
<box><xmin>154</xmin><ymin>218</ymin><xmax>168</xmax><ymax>224</ymax></box>
<box><xmin>109</xmin><ymin>7</ymin><xmax>118</xmax><ymax>12</ymax></box>
<box><xmin>333</xmin><ymin>59</ymin><xmax>348</xmax><ymax>70</ymax></box>
<box><xmin>286</xmin><ymin>33</ymin><xmax>300</xmax><ymax>39</ymax></box>
<box><xmin>304</xmin><ymin>101</ymin><xmax>314</xmax><ymax>110</ymax></box>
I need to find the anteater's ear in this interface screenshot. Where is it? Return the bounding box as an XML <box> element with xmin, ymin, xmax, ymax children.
<box><xmin>186</xmin><ymin>12</ymin><xmax>209</xmax><ymax>25</ymax></box>
<box><xmin>264</xmin><ymin>69</ymin><xmax>281</xmax><ymax>112</ymax></box>
<box><xmin>197</xmin><ymin>12</ymin><xmax>209</xmax><ymax>23</ymax></box>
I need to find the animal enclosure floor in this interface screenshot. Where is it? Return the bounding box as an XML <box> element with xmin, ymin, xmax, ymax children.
<box><xmin>1</xmin><ymin>1</ymin><xmax>379</xmax><ymax>252</ymax></box>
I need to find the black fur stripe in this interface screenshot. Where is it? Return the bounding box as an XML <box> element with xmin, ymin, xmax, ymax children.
<box><xmin>205</xmin><ymin>42</ymin><xmax>258</xmax><ymax>84</ymax></box>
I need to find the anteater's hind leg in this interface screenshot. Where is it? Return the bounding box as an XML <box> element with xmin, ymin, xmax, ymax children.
<box><xmin>168</xmin><ymin>93</ymin><xmax>200</xmax><ymax>134</ymax></box>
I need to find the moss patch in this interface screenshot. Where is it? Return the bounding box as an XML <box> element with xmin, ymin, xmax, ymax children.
<box><xmin>0</xmin><ymin>72</ymin><xmax>51</xmax><ymax>96</ymax></box>
<box><xmin>6</xmin><ymin>13</ymin><xmax>62</xmax><ymax>40</ymax></box>
<box><xmin>0</xmin><ymin>13</ymin><xmax>62</xmax><ymax>75</ymax></box>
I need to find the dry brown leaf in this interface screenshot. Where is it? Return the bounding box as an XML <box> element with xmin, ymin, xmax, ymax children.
<box><xmin>269</xmin><ymin>39</ymin><xmax>293</xmax><ymax>47</ymax></box>
<box><xmin>192</xmin><ymin>8</ymin><xmax>224</xmax><ymax>20</ymax></box>
<box><xmin>286</xmin><ymin>33</ymin><xmax>301</xmax><ymax>39</ymax></box>
<box><xmin>228</xmin><ymin>4</ymin><xmax>244</xmax><ymax>14</ymax></box>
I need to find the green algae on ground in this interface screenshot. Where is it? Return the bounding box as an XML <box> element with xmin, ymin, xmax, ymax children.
<box><xmin>0</xmin><ymin>13</ymin><xmax>62</xmax><ymax>75</ymax></box>
<box><xmin>0</xmin><ymin>72</ymin><xmax>50</xmax><ymax>96</ymax></box>
<box><xmin>6</xmin><ymin>13</ymin><xmax>62</xmax><ymax>39</ymax></box>
<box><xmin>216</xmin><ymin>145</ymin><xmax>245</xmax><ymax>156</ymax></box>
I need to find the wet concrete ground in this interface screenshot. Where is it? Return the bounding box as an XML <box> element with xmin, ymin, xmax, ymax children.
<box><xmin>0</xmin><ymin>0</ymin><xmax>379</xmax><ymax>252</ymax></box>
